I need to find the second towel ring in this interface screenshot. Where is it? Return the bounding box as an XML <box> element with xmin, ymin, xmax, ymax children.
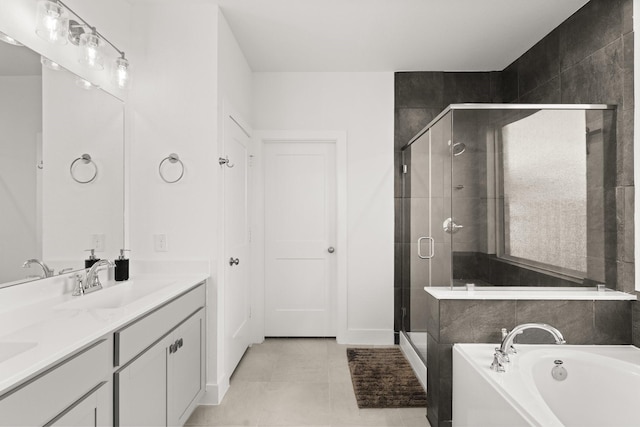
<box><xmin>159</xmin><ymin>153</ymin><xmax>184</xmax><ymax>183</ymax></box>
<box><xmin>70</xmin><ymin>154</ymin><xmax>98</xmax><ymax>184</ymax></box>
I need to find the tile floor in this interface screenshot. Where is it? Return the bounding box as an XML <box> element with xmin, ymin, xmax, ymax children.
<box><xmin>186</xmin><ymin>338</ymin><xmax>431</xmax><ymax>427</ymax></box>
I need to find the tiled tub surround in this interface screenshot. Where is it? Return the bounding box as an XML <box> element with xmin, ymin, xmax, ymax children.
<box><xmin>0</xmin><ymin>273</ymin><xmax>207</xmax><ymax>396</ymax></box>
<box><xmin>424</xmin><ymin>287</ymin><xmax>636</xmax><ymax>427</ymax></box>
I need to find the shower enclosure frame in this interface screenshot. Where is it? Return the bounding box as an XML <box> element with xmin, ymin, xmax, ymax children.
<box><xmin>399</xmin><ymin>103</ymin><xmax>616</xmax><ymax>367</ymax></box>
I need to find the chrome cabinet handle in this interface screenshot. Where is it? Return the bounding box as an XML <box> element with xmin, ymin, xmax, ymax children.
<box><xmin>417</xmin><ymin>237</ymin><xmax>435</xmax><ymax>259</ymax></box>
<box><xmin>229</xmin><ymin>257</ymin><xmax>240</xmax><ymax>266</ymax></box>
<box><xmin>328</xmin><ymin>247</ymin><xmax>335</xmax><ymax>254</ymax></box>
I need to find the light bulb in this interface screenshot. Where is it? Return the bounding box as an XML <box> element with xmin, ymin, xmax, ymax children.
<box><xmin>76</xmin><ymin>78</ymin><xmax>97</xmax><ymax>90</ymax></box>
<box><xmin>41</xmin><ymin>56</ymin><xmax>61</xmax><ymax>71</ymax></box>
<box><xmin>113</xmin><ymin>57</ymin><xmax>131</xmax><ymax>89</ymax></box>
<box><xmin>79</xmin><ymin>32</ymin><xmax>103</xmax><ymax>70</ymax></box>
<box><xmin>35</xmin><ymin>0</ymin><xmax>68</xmax><ymax>44</ymax></box>
<box><xmin>0</xmin><ymin>31</ymin><xmax>23</xmax><ymax>46</ymax></box>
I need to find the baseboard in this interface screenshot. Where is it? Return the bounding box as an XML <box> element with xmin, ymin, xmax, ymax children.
<box><xmin>400</xmin><ymin>332</ymin><xmax>427</xmax><ymax>392</ymax></box>
<box><xmin>338</xmin><ymin>329</ymin><xmax>395</xmax><ymax>345</ymax></box>
<box><xmin>199</xmin><ymin>377</ymin><xmax>230</xmax><ymax>405</ymax></box>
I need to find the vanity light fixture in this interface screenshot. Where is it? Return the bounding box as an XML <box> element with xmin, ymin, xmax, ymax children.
<box><xmin>34</xmin><ymin>0</ymin><xmax>131</xmax><ymax>89</ymax></box>
<box><xmin>78</xmin><ymin>31</ymin><xmax>103</xmax><ymax>70</ymax></box>
<box><xmin>0</xmin><ymin>31</ymin><xmax>24</xmax><ymax>46</ymax></box>
<box><xmin>113</xmin><ymin>56</ymin><xmax>130</xmax><ymax>89</ymax></box>
<box><xmin>35</xmin><ymin>0</ymin><xmax>68</xmax><ymax>44</ymax></box>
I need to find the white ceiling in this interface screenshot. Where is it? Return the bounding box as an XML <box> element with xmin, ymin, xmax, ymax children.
<box><xmin>213</xmin><ymin>0</ymin><xmax>590</xmax><ymax>72</ymax></box>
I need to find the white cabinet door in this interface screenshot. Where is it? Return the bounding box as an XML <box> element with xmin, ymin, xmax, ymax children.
<box><xmin>48</xmin><ymin>383</ymin><xmax>109</xmax><ymax>427</ymax></box>
<box><xmin>168</xmin><ymin>309</ymin><xmax>205</xmax><ymax>427</ymax></box>
<box><xmin>115</xmin><ymin>335</ymin><xmax>170</xmax><ymax>427</ymax></box>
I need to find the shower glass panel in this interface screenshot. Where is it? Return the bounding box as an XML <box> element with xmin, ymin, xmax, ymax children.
<box><xmin>401</xmin><ymin>111</ymin><xmax>452</xmax><ymax>361</ymax></box>
<box><xmin>401</xmin><ymin>104</ymin><xmax>616</xmax><ymax>361</ymax></box>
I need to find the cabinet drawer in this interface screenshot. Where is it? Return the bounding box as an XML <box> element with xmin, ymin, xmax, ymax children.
<box><xmin>0</xmin><ymin>339</ymin><xmax>109</xmax><ymax>427</ymax></box>
<box><xmin>115</xmin><ymin>283</ymin><xmax>205</xmax><ymax>366</ymax></box>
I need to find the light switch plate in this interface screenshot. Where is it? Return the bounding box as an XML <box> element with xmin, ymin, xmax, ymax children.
<box><xmin>91</xmin><ymin>234</ymin><xmax>106</xmax><ymax>252</ymax></box>
<box><xmin>154</xmin><ymin>234</ymin><xmax>168</xmax><ymax>252</ymax></box>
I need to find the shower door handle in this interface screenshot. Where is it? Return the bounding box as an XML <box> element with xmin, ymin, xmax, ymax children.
<box><xmin>417</xmin><ymin>237</ymin><xmax>435</xmax><ymax>259</ymax></box>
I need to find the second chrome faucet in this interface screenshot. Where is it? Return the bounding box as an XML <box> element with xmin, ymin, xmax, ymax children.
<box><xmin>491</xmin><ymin>323</ymin><xmax>566</xmax><ymax>373</ymax></box>
<box><xmin>73</xmin><ymin>259</ymin><xmax>114</xmax><ymax>296</ymax></box>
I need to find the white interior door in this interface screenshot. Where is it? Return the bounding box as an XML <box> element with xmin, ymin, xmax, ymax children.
<box><xmin>224</xmin><ymin>115</ymin><xmax>251</xmax><ymax>376</ymax></box>
<box><xmin>264</xmin><ymin>141</ymin><xmax>336</xmax><ymax>336</ymax></box>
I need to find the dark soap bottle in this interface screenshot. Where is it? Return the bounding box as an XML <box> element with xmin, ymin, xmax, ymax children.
<box><xmin>115</xmin><ymin>249</ymin><xmax>130</xmax><ymax>281</ymax></box>
<box><xmin>84</xmin><ymin>249</ymin><xmax>100</xmax><ymax>268</ymax></box>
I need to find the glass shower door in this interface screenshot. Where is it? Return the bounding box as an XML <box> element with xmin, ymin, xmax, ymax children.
<box><xmin>401</xmin><ymin>111</ymin><xmax>452</xmax><ymax>361</ymax></box>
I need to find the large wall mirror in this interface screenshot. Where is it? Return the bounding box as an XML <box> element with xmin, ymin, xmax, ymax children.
<box><xmin>0</xmin><ymin>36</ymin><xmax>124</xmax><ymax>287</ymax></box>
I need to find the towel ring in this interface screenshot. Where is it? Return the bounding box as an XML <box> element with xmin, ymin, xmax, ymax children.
<box><xmin>159</xmin><ymin>153</ymin><xmax>184</xmax><ymax>183</ymax></box>
<box><xmin>70</xmin><ymin>154</ymin><xmax>98</xmax><ymax>184</ymax></box>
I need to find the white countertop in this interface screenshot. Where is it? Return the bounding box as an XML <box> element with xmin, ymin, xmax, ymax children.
<box><xmin>424</xmin><ymin>286</ymin><xmax>637</xmax><ymax>300</ymax></box>
<box><xmin>0</xmin><ymin>274</ymin><xmax>208</xmax><ymax>396</ymax></box>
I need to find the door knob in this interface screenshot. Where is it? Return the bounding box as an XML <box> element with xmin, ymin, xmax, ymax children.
<box><xmin>229</xmin><ymin>257</ymin><xmax>240</xmax><ymax>266</ymax></box>
<box><xmin>328</xmin><ymin>247</ymin><xmax>335</xmax><ymax>254</ymax></box>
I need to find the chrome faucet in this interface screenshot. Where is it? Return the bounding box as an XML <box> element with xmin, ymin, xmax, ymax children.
<box><xmin>22</xmin><ymin>259</ymin><xmax>54</xmax><ymax>278</ymax></box>
<box><xmin>74</xmin><ymin>259</ymin><xmax>113</xmax><ymax>296</ymax></box>
<box><xmin>491</xmin><ymin>323</ymin><xmax>565</xmax><ymax>372</ymax></box>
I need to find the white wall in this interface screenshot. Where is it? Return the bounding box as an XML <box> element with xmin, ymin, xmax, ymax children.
<box><xmin>0</xmin><ymin>76</ymin><xmax>41</xmax><ymax>282</ymax></box>
<box><xmin>253</xmin><ymin>72</ymin><xmax>395</xmax><ymax>344</ymax></box>
<box><xmin>129</xmin><ymin>2</ymin><xmax>254</xmax><ymax>405</ymax></box>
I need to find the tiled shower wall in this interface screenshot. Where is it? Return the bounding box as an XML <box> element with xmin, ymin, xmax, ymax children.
<box><xmin>394</xmin><ymin>0</ymin><xmax>635</xmax><ymax>342</ymax></box>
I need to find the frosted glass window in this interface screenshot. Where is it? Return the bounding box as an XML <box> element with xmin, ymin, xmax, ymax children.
<box><xmin>500</xmin><ymin>110</ymin><xmax>587</xmax><ymax>274</ymax></box>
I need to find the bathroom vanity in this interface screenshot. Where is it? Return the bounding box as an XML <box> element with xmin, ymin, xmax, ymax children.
<box><xmin>0</xmin><ymin>275</ymin><xmax>207</xmax><ymax>426</ymax></box>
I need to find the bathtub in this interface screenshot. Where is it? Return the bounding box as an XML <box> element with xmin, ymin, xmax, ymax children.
<box><xmin>452</xmin><ymin>343</ymin><xmax>640</xmax><ymax>427</ymax></box>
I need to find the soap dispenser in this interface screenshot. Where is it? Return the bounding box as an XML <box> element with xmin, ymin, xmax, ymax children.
<box><xmin>114</xmin><ymin>249</ymin><xmax>130</xmax><ymax>281</ymax></box>
<box><xmin>84</xmin><ymin>249</ymin><xmax>100</xmax><ymax>268</ymax></box>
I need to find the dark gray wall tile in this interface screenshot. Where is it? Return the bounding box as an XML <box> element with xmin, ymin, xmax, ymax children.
<box><xmin>518</xmin><ymin>29</ymin><xmax>559</xmax><ymax>95</ymax></box>
<box><xmin>559</xmin><ymin>0</ymin><xmax>623</xmax><ymax>70</ymax></box>
<box><xmin>619</xmin><ymin>108</ymin><xmax>634</xmax><ymax>186</ymax></box>
<box><xmin>617</xmin><ymin>260</ymin><xmax>635</xmax><ymax>293</ymax></box>
<box><xmin>394</xmin><ymin>108</ymin><xmax>440</xmax><ymax>150</ymax></box>
<box><xmin>515</xmin><ymin>300</ymin><xmax>594</xmax><ymax>344</ymax></box>
<box><xmin>426</xmin><ymin>333</ymin><xmax>440</xmax><ymax>426</ymax></box>
<box><xmin>561</xmin><ymin>38</ymin><xmax>624</xmax><ymax>105</ymax></box>
<box><xmin>501</xmin><ymin>61</ymin><xmax>519</xmax><ymax>102</ymax></box>
<box><xmin>443</xmin><ymin>73</ymin><xmax>492</xmax><ymax>104</ymax></box>
<box><xmin>633</xmin><ymin>299</ymin><xmax>640</xmax><ymax>346</ymax></box>
<box><xmin>623</xmin><ymin>32</ymin><xmax>634</xmax><ymax>111</ymax></box>
<box><xmin>594</xmin><ymin>300</ymin><xmax>632</xmax><ymax>344</ymax></box>
<box><xmin>425</xmin><ymin>291</ymin><xmax>440</xmax><ymax>341</ymax></box>
<box><xmin>489</xmin><ymin>71</ymin><xmax>503</xmax><ymax>102</ymax></box>
<box><xmin>439</xmin><ymin>300</ymin><xmax>515</xmax><ymax>343</ymax></box>
<box><xmin>624</xmin><ymin>186</ymin><xmax>635</xmax><ymax>262</ymax></box>
<box><xmin>622</xmin><ymin>0</ymin><xmax>633</xmax><ymax>35</ymax></box>
<box><xmin>519</xmin><ymin>76</ymin><xmax>560</xmax><ymax>103</ymax></box>
<box><xmin>395</xmin><ymin>72</ymin><xmax>444</xmax><ymax>108</ymax></box>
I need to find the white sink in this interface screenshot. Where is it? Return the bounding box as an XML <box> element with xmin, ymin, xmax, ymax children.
<box><xmin>55</xmin><ymin>279</ymin><xmax>176</xmax><ymax>311</ymax></box>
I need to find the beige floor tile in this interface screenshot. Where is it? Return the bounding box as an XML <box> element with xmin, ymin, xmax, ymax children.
<box><xmin>271</xmin><ymin>353</ymin><xmax>329</xmax><ymax>383</ymax></box>
<box><xmin>195</xmin><ymin>381</ymin><xmax>269</xmax><ymax>426</ymax></box>
<box><xmin>231</xmin><ymin>349</ymin><xmax>279</xmax><ymax>382</ymax></box>
<box><xmin>329</xmin><ymin>381</ymin><xmax>405</xmax><ymax>426</ymax></box>
<box><xmin>189</xmin><ymin>339</ymin><xmax>430</xmax><ymax>427</ymax></box>
<box><xmin>398</xmin><ymin>408</ymin><xmax>429</xmax><ymax>427</ymax></box>
<box><xmin>258</xmin><ymin>381</ymin><xmax>332</xmax><ymax>426</ymax></box>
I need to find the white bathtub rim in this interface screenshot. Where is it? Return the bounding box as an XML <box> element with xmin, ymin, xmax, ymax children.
<box><xmin>454</xmin><ymin>344</ymin><xmax>640</xmax><ymax>427</ymax></box>
<box><xmin>453</xmin><ymin>344</ymin><xmax>563</xmax><ymax>427</ymax></box>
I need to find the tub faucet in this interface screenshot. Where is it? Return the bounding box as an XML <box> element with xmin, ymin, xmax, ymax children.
<box><xmin>22</xmin><ymin>259</ymin><xmax>54</xmax><ymax>278</ymax></box>
<box><xmin>491</xmin><ymin>323</ymin><xmax>565</xmax><ymax>372</ymax></box>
